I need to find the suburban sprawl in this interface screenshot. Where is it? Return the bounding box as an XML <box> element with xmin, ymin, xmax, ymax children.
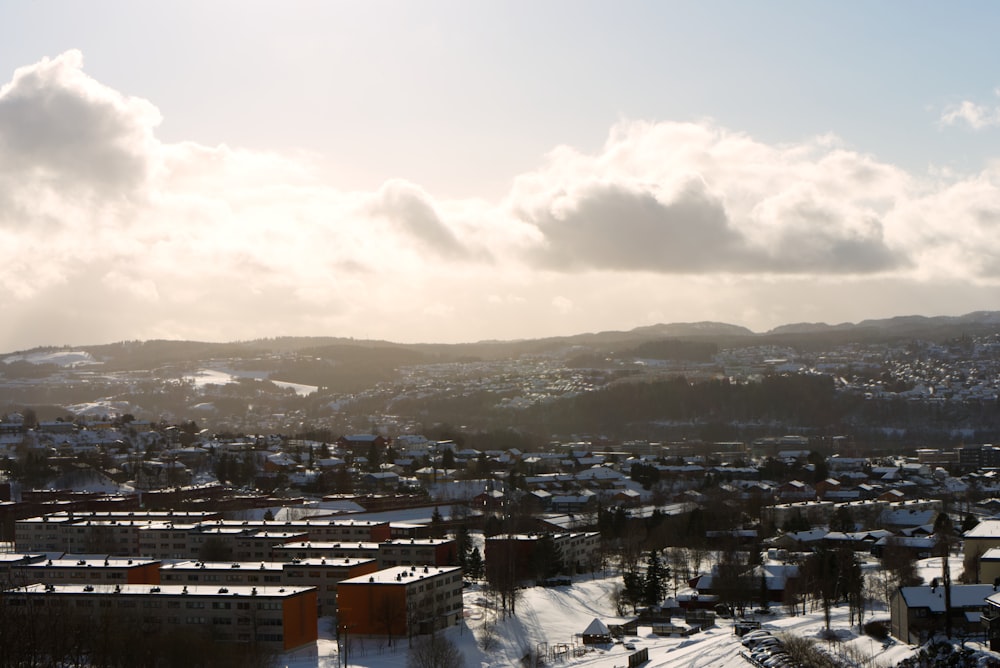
<box><xmin>3</xmin><ymin>315</ymin><xmax>1000</xmax><ymax>666</ymax></box>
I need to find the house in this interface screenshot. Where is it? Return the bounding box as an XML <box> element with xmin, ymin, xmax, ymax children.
<box><xmin>611</xmin><ymin>488</ymin><xmax>642</xmax><ymax>506</ymax></box>
<box><xmin>472</xmin><ymin>488</ymin><xmax>506</xmax><ymax>510</ymax></box>
<box><xmin>871</xmin><ymin>535</ymin><xmax>935</xmax><ymax>560</ymax></box>
<box><xmin>604</xmin><ymin>615</ymin><xmax>640</xmax><ymax>638</ymax></box>
<box><xmin>692</xmin><ymin>563</ymin><xmax>799</xmax><ymax>604</ymax></box>
<box><xmin>814</xmin><ymin>478</ymin><xmax>842</xmax><ymax>499</ymax></box>
<box><xmin>967</xmin><ymin>520</ymin><xmax>1000</xmax><ymax>562</ymax></box>
<box><xmin>336</xmin><ymin>434</ymin><xmax>388</xmax><ymax>450</ymax></box>
<box><xmin>777</xmin><ymin>480</ymin><xmax>814</xmax><ymax>502</ymax></box>
<box><xmin>983</xmin><ymin>590</ymin><xmax>1000</xmax><ymax>650</ymax></box>
<box><xmin>890</xmin><ymin>583</ymin><xmax>993</xmax><ymax>644</ymax></box>
<box><xmin>361</xmin><ymin>471</ymin><xmax>400</xmax><ymax>491</ymax></box>
<box><xmin>650</xmin><ymin>620</ymin><xmax>695</xmax><ymax>637</ymax></box>
<box><xmin>581</xmin><ymin>618</ymin><xmax>612</xmax><ymax>645</ymax></box>
<box><xmin>822</xmin><ymin>530</ymin><xmax>892</xmax><ymax>552</ymax></box>
<box><xmin>973</xmin><ymin>548</ymin><xmax>1000</xmax><ymax>585</ymax></box>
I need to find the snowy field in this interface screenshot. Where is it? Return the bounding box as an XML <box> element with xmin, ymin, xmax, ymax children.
<box><xmin>277</xmin><ymin>572</ymin><xmax>935</xmax><ymax>668</ymax></box>
<box><xmin>183</xmin><ymin>367</ymin><xmax>318</xmax><ymax>396</ymax></box>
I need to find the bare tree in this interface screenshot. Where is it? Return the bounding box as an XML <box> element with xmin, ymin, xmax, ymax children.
<box><xmin>373</xmin><ymin>591</ymin><xmax>406</xmax><ymax>647</ymax></box>
<box><xmin>407</xmin><ymin>634</ymin><xmax>465</xmax><ymax>668</ymax></box>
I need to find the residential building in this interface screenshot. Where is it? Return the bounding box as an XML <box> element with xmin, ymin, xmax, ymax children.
<box><xmin>378</xmin><ymin>538</ymin><xmax>456</xmax><ymax>568</ymax></box>
<box><xmin>890</xmin><ymin>583</ymin><xmax>993</xmax><ymax>644</ymax></box>
<box><xmin>272</xmin><ymin>541</ymin><xmax>380</xmax><ymax>563</ymax></box>
<box><xmin>20</xmin><ymin>556</ymin><xmax>161</xmax><ymax>586</ymax></box>
<box><xmin>1</xmin><ymin>583</ymin><xmax>318</xmax><ymax>651</ymax></box>
<box><xmin>337</xmin><ymin>565</ymin><xmax>463</xmax><ymax>638</ymax></box>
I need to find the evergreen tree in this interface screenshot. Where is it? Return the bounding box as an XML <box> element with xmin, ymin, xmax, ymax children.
<box><xmin>643</xmin><ymin>550</ymin><xmax>669</xmax><ymax>606</ymax></box>
<box><xmin>430</xmin><ymin>507</ymin><xmax>445</xmax><ymax>538</ymax></box>
<box><xmin>622</xmin><ymin>570</ymin><xmax>644</xmax><ymax>613</ymax></box>
<box><xmin>366</xmin><ymin>442</ymin><xmax>381</xmax><ymax>472</ymax></box>
<box><xmin>466</xmin><ymin>547</ymin><xmax>484</xmax><ymax>580</ymax></box>
<box><xmin>802</xmin><ymin>546</ymin><xmax>840</xmax><ymax>631</ymax></box>
<box><xmin>830</xmin><ymin>506</ymin><xmax>854</xmax><ymax>533</ymax></box>
<box><xmin>441</xmin><ymin>448</ymin><xmax>456</xmax><ymax>470</ymax></box>
<box><xmin>455</xmin><ymin>525</ymin><xmax>471</xmax><ymax>570</ymax></box>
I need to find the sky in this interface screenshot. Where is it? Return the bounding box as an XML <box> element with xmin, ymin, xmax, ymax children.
<box><xmin>3</xmin><ymin>1</ymin><xmax>1000</xmax><ymax>351</ymax></box>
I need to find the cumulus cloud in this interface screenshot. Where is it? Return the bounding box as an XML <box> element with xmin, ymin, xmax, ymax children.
<box><xmin>370</xmin><ymin>180</ymin><xmax>470</xmax><ymax>259</ymax></box>
<box><xmin>0</xmin><ymin>50</ymin><xmax>159</xmax><ymax>197</ymax></box>
<box><xmin>511</xmin><ymin>121</ymin><xmax>906</xmax><ymax>275</ymax></box>
<box><xmin>1</xmin><ymin>51</ymin><xmax>999</xmax><ymax>350</ymax></box>
<box><xmin>941</xmin><ymin>95</ymin><xmax>1000</xmax><ymax>130</ymax></box>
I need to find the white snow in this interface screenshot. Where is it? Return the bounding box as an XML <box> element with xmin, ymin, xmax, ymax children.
<box><xmin>277</xmin><ymin>574</ymin><xmax>931</xmax><ymax>668</ymax></box>
<box><xmin>3</xmin><ymin>350</ymin><xmax>99</xmax><ymax>367</ymax></box>
<box><xmin>182</xmin><ymin>367</ymin><xmax>318</xmax><ymax>395</ymax></box>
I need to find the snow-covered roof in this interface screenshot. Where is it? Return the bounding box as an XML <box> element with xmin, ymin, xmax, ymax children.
<box><xmin>900</xmin><ymin>584</ymin><xmax>995</xmax><ymax>611</ymax></box>
<box><xmin>966</xmin><ymin>520</ymin><xmax>1000</xmax><ymax>539</ymax></box>
<box><xmin>582</xmin><ymin>618</ymin><xmax>610</xmax><ymax>635</ymax></box>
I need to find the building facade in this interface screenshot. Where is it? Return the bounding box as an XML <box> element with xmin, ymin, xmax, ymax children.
<box><xmin>337</xmin><ymin>565</ymin><xmax>463</xmax><ymax>638</ymax></box>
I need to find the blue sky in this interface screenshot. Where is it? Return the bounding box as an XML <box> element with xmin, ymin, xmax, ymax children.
<box><xmin>1</xmin><ymin>2</ymin><xmax>1000</xmax><ymax>350</ymax></box>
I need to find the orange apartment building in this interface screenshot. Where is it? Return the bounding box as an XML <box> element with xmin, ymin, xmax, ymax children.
<box><xmin>19</xmin><ymin>556</ymin><xmax>161</xmax><ymax>586</ymax></box>
<box><xmin>2</xmin><ymin>583</ymin><xmax>318</xmax><ymax>651</ymax></box>
<box><xmin>14</xmin><ymin>511</ymin><xmax>220</xmax><ymax>553</ymax></box>
<box><xmin>272</xmin><ymin>541</ymin><xmax>381</xmax><ymax>563</ymax></box>
<box><xmin>378</xmin><ymin>538</ymin><xmax>457</xmax><ymax>567</ymax></box>
<box><xmin>159</xmin><ymin>557</ymin><xmax>379</xmax><ymax>616</ymax></box>
<box><xmin>337</xmin><ymin>565</ymin><xmax>463</xmax><ymax>638</ymax></box>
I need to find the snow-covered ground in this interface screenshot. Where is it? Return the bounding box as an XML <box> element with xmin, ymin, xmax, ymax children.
<box><xmin>183</xmin><ymin>367</ymin><xmax>318</xmax><ymax>395</ymax></box>
<box><xmin>2</xmin><ymin>350</ymin><xmax>99</xmax><ymax>367</ymax></box>
<box><xmin>278</xmin><ymin>573</ymin><xmax>929</xmax><ymax>668</ymax></box>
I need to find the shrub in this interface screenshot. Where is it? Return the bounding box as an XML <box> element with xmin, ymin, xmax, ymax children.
<box><xmin>863</xmin><ymin>620</ymin><xmax>889</xmax><ymax>641</ymax></box>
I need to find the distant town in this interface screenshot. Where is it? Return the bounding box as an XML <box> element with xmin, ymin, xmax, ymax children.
<box><xmin>3</xmin><ymin>315</ymin><xmax>1000</xmax><ymax>666</ymax></box>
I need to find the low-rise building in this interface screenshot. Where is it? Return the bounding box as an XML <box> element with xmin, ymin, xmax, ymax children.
<box><xmin>378</xmin><ymin>538</ymin><xmax>456</xmax><ymax>568</ymax></box>
<box><xmin>337</xmin><ymin>565</ymin><xmax>463</xmax><ymax>639</ymax></box>
<box><xmin>485</xmin><ymin>532</ymin><xmax>600</xmax><ymax>583</ymax></box>
<box><xmin>1</xmin><ymin>583</ymin><xmax>318</xmax><ymax>651</ymax></box>
<box><xmin>272</xmin><ymin>541</ymin><xmax>380</xmax><ymax>563</ymax></box>
<box><xmin>890</xmin><ymin>583</ymin><xmax>993</xmax><ymax>645</ymax></box>
<box><xmin>20</xmin><ymin>556</ymin><xmax>161</xmax><ymax>586</ymax></box>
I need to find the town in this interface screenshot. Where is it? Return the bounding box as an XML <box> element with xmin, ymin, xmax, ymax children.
<box><xmin>3</xmin><ymin>319</ymin><xmax>1000</xmax><ymax>666</ymax></box>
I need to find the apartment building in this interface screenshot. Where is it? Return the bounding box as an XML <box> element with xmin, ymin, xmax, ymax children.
<box><xmin>485</xmin><ymin>532</ymin><xmax>600</xmax><ymax>582</ymax></box>
<box><xmin>20</xmin><ymin>556</ymin><xmax>161</xmax><ymax>586</ymax></box>
<box><xmin>378</xmin><ymin>538</ymin><xmax>456</xmax><ymax>567</ymax></box>
<box><xmin>1</xmin><ymin>583</ymin><xmax>318</xmax><ymax>651</ymax></box>
<box><xmin>282</xmin><ymin>557</ymin><xmax>379</xmax><ymax>616</ymax></box>
<box><xmin>154</xmin><ymin>526</ymin><xmax>309</xmax><ymax>561</ymax></box>
<box><xmin>14</xmin><ymin>511</ymin><xmax>220</xmax><ymax>553</ymax></box>
<box><xmin>0</xmin><ymin>553</ymin><xmax>44</xmax><ymax>587</ymax></box>
<box><xmin>160</xmin><ymin>557</ymin><xmax>379</xmax><ymax>616</ymax></box>
<box><xmin>272</xmin><ymin>541</ymin><xmax>380</xmax><ymax>563</ymax></box>
<box><xmin>337</xmin><ymin>565</ymin><xmax>463</xmax><ymax>638</ymax></box>
<box><xmin>160</xmin><ymin>560</ymin><xmax>285</xmax><ymax>588</ymax></box>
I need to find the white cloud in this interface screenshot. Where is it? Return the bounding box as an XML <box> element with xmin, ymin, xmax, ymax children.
<box><xmin>551</xmin><ymin>296</ymin><xmax>574</xmax><ymax>315</ymax></box>
<box><xmin>941</xmin><ymin>94</ymin><xmax>1000</xmax><ymax>130</ymax></box>
<box><xmin>510</xmin><ymin>121</ymin><xmax>908</xmax><ymax>275</ymax></box>
<box><xmin>1</xmin><ymin>51</ymin><xmax>999</xmax><ymax>350</ymax></box>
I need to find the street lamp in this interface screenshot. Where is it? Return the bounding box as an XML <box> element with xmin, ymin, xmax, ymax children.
<box><xmin>336</xmin><ymin>619</ymin><xmax>352</xmax><ymax>668</ymax></box>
